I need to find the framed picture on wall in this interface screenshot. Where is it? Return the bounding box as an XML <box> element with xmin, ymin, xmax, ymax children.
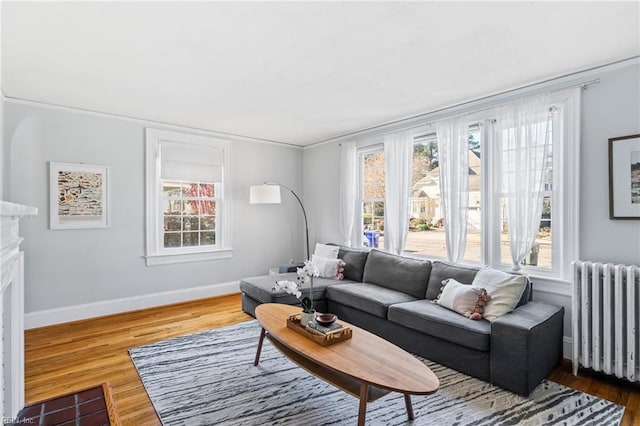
<box><xmin>609</xmin><ymin>134</ymin><xmax>640</xmax><ymax>219</ymax></box>
<box><xmin>49</xmin><ymin>162</ymin><xmax>110</xmax><ymax>229</ymax></box>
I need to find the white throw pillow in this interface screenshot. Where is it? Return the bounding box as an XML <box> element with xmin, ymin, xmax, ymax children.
<box><xmin>313</xmin><ymin>243</ymin><xmax>339</xmax><ymax>259</ymax></box>
<box><xmin>311</xmin><ymin>255</ymin><xmax>342</xmax><ymax>278</ymax></box>
<box><xmin>471</xmin><ymin>267</ymin><xmax>527</xmax><ymax>321</ymax></box>
<box><xmin>435</xmin><ymin>279</ymin><xmax>487</xmax><ymax>319</ymax></box>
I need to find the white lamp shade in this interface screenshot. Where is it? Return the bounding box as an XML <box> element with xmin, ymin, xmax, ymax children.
<box><xmin>249</xmin><ymin>184</ymin><xmax>281</xmax><ymax>204</ymax></box>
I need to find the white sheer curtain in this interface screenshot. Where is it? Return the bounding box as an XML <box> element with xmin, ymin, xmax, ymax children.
<box><xmin>338</xmin><ymin>141</ymin><xmax>357</xmax><ymax>247</ymax></box>
<box><xmin>384</xmin><ymin>130</ymin><xmax>414</xmax><ymax>254</ymax></box>
<box><xmin>497</xmin><ymin>93</ymin><xmax>551</xmax><ymax>271</ymax></box>
<box><xmin>436</xmin><ymin>117</ymin><xmax>470</xmax><ymax>263</ymax></box>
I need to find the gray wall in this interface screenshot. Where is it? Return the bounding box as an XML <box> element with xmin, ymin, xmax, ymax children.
<box><xmin>1</xmin><ymin>8</ymin><xmax>3</xmax><ymax>200</ymax></box>
<box><xmin>302</xmin><ymin>61</ymin><xmax>640</xmax><ymax>354</ymax></box>
<box><xmin>0</xmin><ymin>97</ymin><xmax>4</xmax><ymax>201</ymax></box>
<box><xmin>303</xmin><ymin>142</ymin><xmax>342</xmax><ymax>248</ymax></box>
<box><xmin>4</xmin><ymin>101</ymin><xmax>304</xmax><ymax>313</ymax></box>
<box><xmin>580</xmin><ymin>63</ymin><xmax>640</xmax><ymax>263</ymax></box>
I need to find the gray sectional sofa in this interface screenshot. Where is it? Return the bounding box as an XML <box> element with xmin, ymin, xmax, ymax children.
<box><xmin>240</xmin><ymin>246</ymin><xmax>564</xmax><ymax>396</ymax></box>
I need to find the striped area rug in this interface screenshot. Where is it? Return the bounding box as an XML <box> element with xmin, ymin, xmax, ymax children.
<box><xmin>129</xmin><ymin>320</ymin><xmax>623</xmax><ymax>425</ymax></box>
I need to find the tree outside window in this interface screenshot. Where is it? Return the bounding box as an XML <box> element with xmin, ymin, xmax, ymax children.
<box><xmin>360</xmin><ymin>150</ymin><xmax>385</xmax><ymax>248</ymax></box>
<box><xmin>163</xmin><ymin>181</ymin><xmax>217</xmax><ymax>248</ymax></box>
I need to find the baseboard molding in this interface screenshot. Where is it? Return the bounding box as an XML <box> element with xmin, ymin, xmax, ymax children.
<box><xmin>563</xmin><ymin>336</ymin><xmax>572</xmax><ymax>360</ymax></box>
<box><xmin>24</xmin><ymin>280</ymin><xmax>240</xmax><ymax>329</ymax></box>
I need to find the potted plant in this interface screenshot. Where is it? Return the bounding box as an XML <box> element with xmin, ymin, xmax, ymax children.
<box><xmin>274</xmin><ymin>260</ymin><xmax>319</xmax><ymax>325</ymax></box>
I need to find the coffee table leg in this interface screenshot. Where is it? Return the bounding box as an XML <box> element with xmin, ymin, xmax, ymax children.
<box><xmin>404</xmin><ymin>394</ymin><xmax>414</xmax><ymax>420</ymax></box>
<box><xmin>358</xmin><ymin>383</ymin><xmax>368</xmax><ymax>426</ymax></box>
<box><xmin>254</xmin><ymin>328</ymin><xmax>266</xmax><ymax>366</ymax></box>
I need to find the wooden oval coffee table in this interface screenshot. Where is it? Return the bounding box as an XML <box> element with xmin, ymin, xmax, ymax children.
<box><xmin>254</xmin><ymin>303</ymin><xmax>439</xmax><ymax>426</ymax></box>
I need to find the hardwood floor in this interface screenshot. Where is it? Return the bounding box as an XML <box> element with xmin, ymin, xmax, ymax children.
<box><xmin>25</xmin><ymin>293</ymin><xmax>252</xmax><ymax>425</ymax></box>
<box><xmin>25</xmin><ymin>293</ymin><xmax>640</xmax><ymax>425</ymax></box>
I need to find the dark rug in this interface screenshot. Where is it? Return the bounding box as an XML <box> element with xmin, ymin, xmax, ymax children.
<box><xmin>13</xmin><ymin>383</ymin><xmax>120</xmax><ymax>426</ymax></box>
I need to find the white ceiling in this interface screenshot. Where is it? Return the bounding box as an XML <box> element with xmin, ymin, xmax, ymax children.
<box><xmin>2</xmin><ymin>2</ymin><xmax>639</xmax><ymax>146</ymax></box>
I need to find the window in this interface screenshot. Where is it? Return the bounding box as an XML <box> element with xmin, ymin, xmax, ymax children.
<box><xmin>406</xmin><ymin>135</ymin><xmax>443</xmax><ymax>255</ymax></box>
<box><xmin>359</xmin><ymin>147</ymin><xmax>385</xmax><ymax>248</ymax></box>
<box><xmin>145</xmin><ymin>129</ymin><xmax>231</xmax><ymax>266</ymax></box>
<box><xmin>162</xmin><ymin>181</ymin><xmax>218</xmax><ymax>248</ymax></box>
<box><xmin>465</xmin><ymin>130</ymin><xmax>482</xmax><ymax>263</ymax></box>
<box><xmin>354</xmin><ymin>90</ymin><xmax>579</xmax><ymax>280</ymax></box>
<box><xmin>499</xmin><ymin>121</ymin><xmax>553</xmax><ymax>269</ymax></box>
<box><xmin>405</xmin><ymin>130</ymin><xmax>482</xmax><ymax>261</ymax></box>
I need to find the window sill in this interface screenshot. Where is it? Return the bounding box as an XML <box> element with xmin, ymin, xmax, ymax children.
<box><xmin>145</xmin><ymin>248</ymin><xmax>233</xmax><ymax>266</ymax></box>
<box><xmin>526</xmin><ymin>274</ymin><xmax>571</xmax><ymax>297</ymax></box>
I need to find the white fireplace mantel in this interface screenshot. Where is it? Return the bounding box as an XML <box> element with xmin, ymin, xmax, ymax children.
<box><xmin>0</xmin><ymin>202</ymin><xmax>38</xmax><ymax>218</ymax></box>
<box><xmin>1</xmin><ymin>201</ymin><xmax>37</xmax><ymax>419</ymax></box>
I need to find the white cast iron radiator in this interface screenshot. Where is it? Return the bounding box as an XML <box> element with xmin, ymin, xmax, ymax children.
<box><xmin>572</xmin><ymin>260</ymin><xmax>640</xmax><ymax>381</ymax></box>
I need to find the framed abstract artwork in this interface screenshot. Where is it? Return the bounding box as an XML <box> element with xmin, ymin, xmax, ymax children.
<box><xmin>609</xmin><ymin>134</ymin><xmax>640</xmax><ymax>219</ymax></box>
<box><xmin>49</xmin><ymin>162</ymin><xmax>110</xmax><ymax>229</ymax></box>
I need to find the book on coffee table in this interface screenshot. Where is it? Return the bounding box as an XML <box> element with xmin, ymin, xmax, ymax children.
<box><xmin>306</xmin><ymin>321</ymin><xmax>345</xmax><ymax>335</ymax></box>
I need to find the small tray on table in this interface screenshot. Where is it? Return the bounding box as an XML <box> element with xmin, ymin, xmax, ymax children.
<box><xmin>286</xmin><ymin>314</ymin><xmax>352</xmax><ymax>346</ymax></box>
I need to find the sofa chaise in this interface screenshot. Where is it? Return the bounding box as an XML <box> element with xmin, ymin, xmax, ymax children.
<box><xmin>239</xmin><ymin>245</ymin><xmax>564</xmax><ymax>396</ymax></box>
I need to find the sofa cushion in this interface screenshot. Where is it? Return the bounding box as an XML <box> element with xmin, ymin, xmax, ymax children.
<box><xmin>388</xmin><ymin>300</ymin><xmax>491</xmax><ymax>351</ymax></box>
<box><xmin>362</xmin><ymin>249</ymin><xmax>431</xmax><ymax>299</ymax></box>
<box><xmin>239</xmin><ymin>273</ymin><xmax>353</xmax><ymax>305</ymax></box>
<box><xmin>337</xmin><ymin>246</ymin><xmax>369</xmax><ymax>282</ymax></box>
<box><xmin>426</xmin><ymin>261</ymin><xmax>479</xmax><ymax>300</ymax></box>
<box><xmin>326</xmin><ymin>283</ymin><xmax>417</xmax><ymax>319</ymax></box>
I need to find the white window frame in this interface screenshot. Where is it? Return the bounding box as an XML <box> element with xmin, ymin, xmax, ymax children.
<box><xmin>145</xmin><ymin>128</ymin><xmax>232</xmax><ymax>266</ymax></box>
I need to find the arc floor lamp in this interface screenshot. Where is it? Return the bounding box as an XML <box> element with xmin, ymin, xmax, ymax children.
<box><xmin>249</xmin><ymin>182</ymin><xmax>310</xmax><ymax>260</ymax></box>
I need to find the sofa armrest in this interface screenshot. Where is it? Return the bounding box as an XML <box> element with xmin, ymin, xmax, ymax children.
<box><xmin>490</xmin><ymin>301</ymin><xmax>564</xmax><ymax>395</ymax></box>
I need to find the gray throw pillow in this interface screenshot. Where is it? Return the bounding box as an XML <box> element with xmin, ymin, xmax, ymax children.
<box><xmin>338</xmin><ymin>247</ymin><xmax>369</xmax><ymax>282</ymax></box>
<box><xmin>362</xmin><ymin>249</ymin><xmax>431</xmax><ymax>299</ymax></box>
<box><xmin>516</xmin><ymin>277</ymin><xmax>533</xmax><ymax>307</ymax></box>
<box><xmin>426</xmin><ymin>261</ymin><xmax>479</xmax><ymax>300</ymax></box>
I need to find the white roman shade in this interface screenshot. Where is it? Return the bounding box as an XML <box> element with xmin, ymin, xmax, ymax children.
<box><xmin>160</xmin><ymin>141</ymin><xmax>223</xmax><ymax>183</ymax></box>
